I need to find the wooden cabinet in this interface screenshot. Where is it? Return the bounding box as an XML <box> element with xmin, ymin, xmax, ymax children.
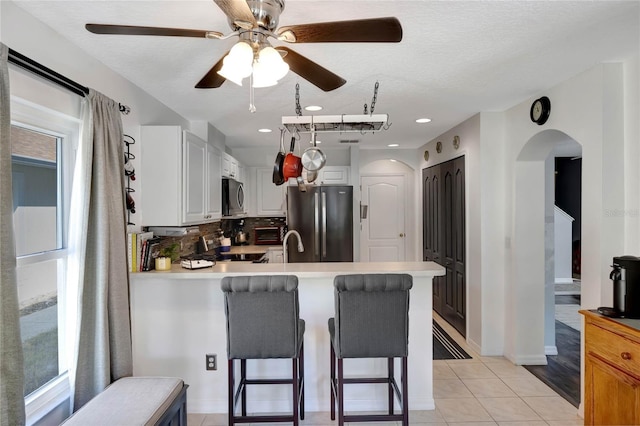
<box><xmin>256</xmin><ymin>167</ymin><xmax>285</xmax><ymax>216</ymax></box>
<box><xmin>581</xmin><ymin>310</ymin><xmax>640</xmax><ymax>425</ymax></box>
<box><xmin>140</xmin><ymin>126</ymin><xmax>221</xmax><ymax>226</ymax></box>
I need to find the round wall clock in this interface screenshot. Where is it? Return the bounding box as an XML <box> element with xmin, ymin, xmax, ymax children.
<box><xmin>530</xmin><ymin>96</ymin><xmax>551</xmax><ymax>125</ymax></box>
<box><xmin>423</xmin><ymin>150</ymin><xmax>429</xmax><ymax>161</ymax></box>
<box><xmin>436</xmin><ymin>141</ymin><xmax>442</xmax><ymax>153</ymax></box>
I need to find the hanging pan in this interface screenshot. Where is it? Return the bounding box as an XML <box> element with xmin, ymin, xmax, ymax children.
<box><xmin>282</xmin><ymin>136</ymin><xmax>303</xmax><ymax>182</ymax></box>
<box><xmin>272</xmin><ymin>128</ymin><xmax>286</xmax><ymax>185</ymax></box>
<box><xmin>301</xmin><ymin>130</ymin><xmax>326</xmax><ymax>172</ymax></box>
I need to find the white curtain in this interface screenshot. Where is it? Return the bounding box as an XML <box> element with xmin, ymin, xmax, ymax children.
<box><xmin>0</xmin><ymin>43</ymin><xmax>26</xmax><ymax>425</ymax></box>
<box><xmin>67</xmin><ymin>89</ymin><xmax>132</xmax><ymax>411</ymax></box>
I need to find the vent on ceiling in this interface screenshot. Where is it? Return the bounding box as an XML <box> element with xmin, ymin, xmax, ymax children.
<box><xmin>339</xmin><ymin>139</ymin><xmax>360</xmax><ymax>144</ymax></box>
<box><xmin>282</xmin><ymin>114</ymin><xmax>389</xmax><ymax>134</ymax></box>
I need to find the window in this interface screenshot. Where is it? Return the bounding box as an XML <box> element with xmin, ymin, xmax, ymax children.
<box><xmin>10</xmin><ymin>96</ymin><xmax>81</xmax><ymax>423</ymax></box>
<box><xmin>12</xmin><ymin>125</ymin><xmax>63</xmax><ymax>396</ymax></box>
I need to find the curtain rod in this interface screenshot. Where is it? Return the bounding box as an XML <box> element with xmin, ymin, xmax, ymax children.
<box><xmin>7</xmin><ymin>48</ymin><xmax>131</xmax><ymax>115</ymax></box>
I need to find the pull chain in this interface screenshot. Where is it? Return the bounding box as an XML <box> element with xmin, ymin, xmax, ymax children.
<box><xmin>295</xmin><ymin>83</ymin><xmax>302</xmax><ymax>116</ymax></box>
<box><xmin>249</xmin><ymin>73</ymin><xmax>256</xmax><ymax>113</ymax></box>
<box><xmin>370</xmin><ymin>81</ymin><xmax>379</xmax><ymax>115</ymax></box>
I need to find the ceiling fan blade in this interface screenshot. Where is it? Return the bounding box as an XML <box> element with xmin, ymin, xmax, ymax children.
<box><xmin>277</xmin><ymin>17</ymin><xmax>402</xmax><ymax>43</ymax></box>
<box><xmin>195</xmin><ymin>53</ymin><xmax>229</xmax><ymax>89</ymax></box>
<box><xmin>85</xmin><ymin>24</ymin><xmax>222</xmax><ymax>39</ymax></box>
<box><xmin>278</xmin><ymin>47</ymin><xmax>346</xmax><ymax>92</ymax></box>
<box><xmin>213</xmin><ymin>0</ymin><xmax>257</xmax><ymax>29</ymax></box>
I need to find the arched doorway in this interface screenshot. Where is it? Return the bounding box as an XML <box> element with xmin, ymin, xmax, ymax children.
<box><xmin>508</xmin><ymin>129</ymin><xmax>582</xmax><ymax>366</ymax></box>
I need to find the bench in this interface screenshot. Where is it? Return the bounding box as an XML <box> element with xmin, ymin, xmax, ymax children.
<box><xmin>61</xmin><ymin>377</ymin><xmax>188</xmax><ymax>426</ymax></box>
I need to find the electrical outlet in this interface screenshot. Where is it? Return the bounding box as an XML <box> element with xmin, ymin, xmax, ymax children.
<box><xmin>206</xmin><ymin>354</ymin><xmax>217</xmax><ymax>371</ymax></box>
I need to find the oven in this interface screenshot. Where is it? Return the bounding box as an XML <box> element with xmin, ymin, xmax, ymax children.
<box><xmin>254</xmin><ymin>226</ymin><xmax>284</xmax><ymax>245</ymax></box>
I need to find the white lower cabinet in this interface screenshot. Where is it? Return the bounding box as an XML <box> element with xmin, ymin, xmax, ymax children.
<box><xmin>266</xmin><ymin>247</ymin><xmax>284</xmax><ymax>263</ymax></box>
<box><xmin>141</xmin><ymin>126</ymin><xmax>221</xmax><ymax>226</ymax></box>
<box><xmin>256</xmin><ymin>167</ymin><xmax>286</xmax><ymax>216</ymax></box>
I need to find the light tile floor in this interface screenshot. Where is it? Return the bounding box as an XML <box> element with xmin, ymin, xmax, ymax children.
<box><xmin>187</xmin><ymin>315</ymin><xmax>583</xmax><ymax>426</ymax></box>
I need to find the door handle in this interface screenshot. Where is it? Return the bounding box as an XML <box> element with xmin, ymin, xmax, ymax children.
<box><xmin>314</xmin><ymin>192</ymin><xmax>320</xmax><ymax>257</ymax></box>
<box><xmin>399</xmin><ymin>233</ymin><xmax>405</xmax><ymax>237</ymax></box>
<box><xmin>322</xmin><ymin>192</ymin><xmax>327</xmax><ymax>258</ymax></box>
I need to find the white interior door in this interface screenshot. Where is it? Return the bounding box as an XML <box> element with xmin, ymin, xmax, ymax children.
<box><xmin>360</xmin><ymin>175</ymin><xmax>406</xmax><ymax>262</ymax></box>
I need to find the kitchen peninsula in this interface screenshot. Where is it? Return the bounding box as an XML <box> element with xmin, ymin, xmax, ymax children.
<box><xmin>130</xmin><ymin>261</ymin><xmax>445</xmax><ymax>414</ymax></box>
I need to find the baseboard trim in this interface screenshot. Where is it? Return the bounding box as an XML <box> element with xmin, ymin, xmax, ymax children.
<box><xmin>512</xmin><ymin>354</ymin><xmax>549</xmax><ymax>365</ymax></box>
<box><xmin>545</xmin><ymin>345</ymin><xmax>558</xmax><ymax>356</ymax></box>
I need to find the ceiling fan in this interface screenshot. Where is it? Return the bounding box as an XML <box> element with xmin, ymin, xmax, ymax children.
<box><xmin>85</xmin><ymin>0</ymin><xmax>402</xmax><ymax>92</ymax></box>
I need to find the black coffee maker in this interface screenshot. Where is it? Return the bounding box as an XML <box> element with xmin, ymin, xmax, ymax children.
<box><xmin>599</xmin><ymin>255</ymin><xmax>640</xmax><ymax>318</ymax></box>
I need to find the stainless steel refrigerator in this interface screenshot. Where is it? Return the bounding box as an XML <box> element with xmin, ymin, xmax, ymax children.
<box><xmin>286</xmin><ymin>185</ymin><xmax>353</xmax><ymax>262</ymax></box>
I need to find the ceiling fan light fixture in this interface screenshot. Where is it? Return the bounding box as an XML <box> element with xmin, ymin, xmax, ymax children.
<box><xmin>252</xmin><ymin>46</ymin><xmax>289</xmax><ymax>87</ymax></box>
<box><xmin>258</xmin><ymin>46</ymin><xmax>289</xmax><ymax>80</ymax></box>
<box><xmin>217</xmin><ymin>41</ymin><xmax>253</xmax><ymax>85</ymax></box>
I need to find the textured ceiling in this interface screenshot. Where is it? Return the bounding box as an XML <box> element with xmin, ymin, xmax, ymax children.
<box><xmin>11</xmin><ymin>0</ymin><xmax>640</xmax><ymax>150</ymax></box>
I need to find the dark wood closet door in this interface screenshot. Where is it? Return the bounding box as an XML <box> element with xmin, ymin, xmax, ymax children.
<box><xmin>423</xmin><ymin>156</ymin><xmax>466</xmax><ymax>336</ymax></box>
<box><xmin>423</xmin><ymin>165</ymin><xmax>443</xmax><ymax>313</ymax></box>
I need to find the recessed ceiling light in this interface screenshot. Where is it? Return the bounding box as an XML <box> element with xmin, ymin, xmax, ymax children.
<box><xmin>305</xmin><ymin>105</ymin><xmax>323</xmax><ymax>111</ymax></box>
<box><xmin>416</xmin><ymin>118</ymin><xmax>432</xmax><ymax>123</ymax></box>
<box><xmin>258</xmin><ymin>128</ymin><xmax>272</xmax><ymax>133</ymax></box>
<box><xmin>388</xmin><ymin>143</ymin><xmax>399</xmax><ymax>147</ymax></box>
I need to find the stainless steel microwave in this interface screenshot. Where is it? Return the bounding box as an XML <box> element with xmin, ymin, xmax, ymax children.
<box><xmin>222</xmin><ymin>178</ymin><xmax>244</xmax><ymax>216</ymax></box>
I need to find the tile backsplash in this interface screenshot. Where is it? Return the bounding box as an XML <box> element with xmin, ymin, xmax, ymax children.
<box><xmin>143</xmin><ymin>217</ymin><xmax>286</xmax><ymax>261</ymax></box>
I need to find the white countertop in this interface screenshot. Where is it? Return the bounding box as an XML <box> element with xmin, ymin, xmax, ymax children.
<box><xmin>132</xmin><ymin>261</ymin><xmax>445</xmax><ymax>280</ymax></box>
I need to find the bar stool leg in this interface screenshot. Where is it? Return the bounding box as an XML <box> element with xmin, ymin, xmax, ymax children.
<box><xmin>388</xmin><ymin>358</ymin><xmax>394</xmax><ymax>415</ymax></box>
<box><xmin>228</xmin><ymin>359</ymin><xmax>235</xmax><ymax>426</ymax></box>
<box><xmin>240</xmin><ymin>359</ymin><xmax>247</xmax><ymax>416</ymax></box>
<box><xmin>330</xmin><ymin>344</ymin><xmax>336</xmax><ymax>420</ymax></box>
<box><xmin>292</xmin><ymin>356</ymin><xmax>299</xmax><ymax>426</ymax></box>
<box><xmin>300</xmin><ymin>342</ymin><xmax>305</xmax><ymax>420</ymax></box>
<box><xmin>337</xmin><ymin>358</ymin><xmax>345</xmax><ymax>426</ymax></box>
<box><xmin>402</xmin><ymin>356</ymin><xmax>409</xmax><ymax>426</ymax></box>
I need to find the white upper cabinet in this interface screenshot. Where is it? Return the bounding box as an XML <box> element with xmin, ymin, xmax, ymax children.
<box><xmin>206</xmin><ymin>143</ymin><xmax>223</xmax><ymax>219</ymax></box>
<box><xmin>256</xmin><ymin>167</ymin><xmax>286</xmax><ymax>216</ymax></box>
<box><xmin>318</xmin><ymin>166</ymin><xmax>350</xmax><ymax>184</ymax></box>
<box><xmin>183</xmin><ymin>132</ymin><xmax>207</xmax><ymax>223</ymax></box>
<box><xmin>222</xmin><ymin>153</ymin><xmax>241</xmax><ymax>180</ymax></box>
<box><xmin>140</xmin><ymin>126</ymin><xmax>222</xmax><ymax>226</ymax></box>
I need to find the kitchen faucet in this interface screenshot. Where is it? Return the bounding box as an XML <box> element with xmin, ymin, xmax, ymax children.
<box><xmin>283</xmin><ymin>230</ymin><xmax>304</xmax><ymax>263</ymax></box>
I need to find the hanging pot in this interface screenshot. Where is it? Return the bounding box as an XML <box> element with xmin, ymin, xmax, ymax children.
<box><xmin>282</xmin><ymin>136</ymin><xmax>303</xmax><ymax>181</ymax></box>
<box><xmin>272</xmin><ymin>128</ymin><xmax>286</xmax><ymax>185</ymax></box>
<box><xmin>301</xmin><ymin>131</ymin><xmax>326</xmax><ymax>172</ymax></box>
<box><xmin>306</xmin><ymin>169</ymin><xmax>318</xmax><ymax>183</ymax></box>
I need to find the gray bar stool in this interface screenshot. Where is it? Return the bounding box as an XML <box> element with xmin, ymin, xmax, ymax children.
<box><xmin>221</xmin><ymin>275</ymin><xmax>305</xmax><ymax>425</ymax></box>
<box><xmin>328</xmin><ymin>273</ymin><xmax>412</xmax><ymax>425</ymax></box>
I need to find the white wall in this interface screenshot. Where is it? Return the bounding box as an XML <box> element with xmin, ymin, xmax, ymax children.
<box><xmin>414</xmin><ymin>56</ymin><xmax>639</xmax><ymax>364</ymax></box>
<box><xmin>505</xmin><ymin>64</ymin><xmax>628</xmax><ymax>359</ymax></box>
<box><xmin>624</xmin><ymin>56</ymin><xmax>640</xmax><ymax>254</ymax></box>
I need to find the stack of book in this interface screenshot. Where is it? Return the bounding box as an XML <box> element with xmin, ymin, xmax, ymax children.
<box><xmin>127</xmin><ymin>232</ymin><xmax>163</xmax><ymax>272</ymax></box>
